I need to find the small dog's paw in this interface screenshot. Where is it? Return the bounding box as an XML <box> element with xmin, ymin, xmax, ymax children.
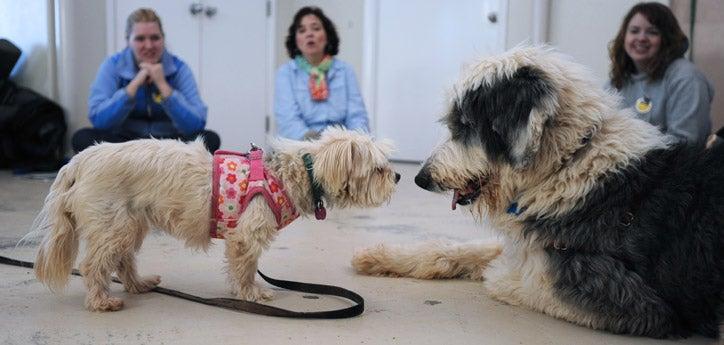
<box><xmin>237</xmin><ymin>285</ymin><xmax>274</xmax><ymax>302</ymax></box>
<box><xmin>351</xmin><ymin>245</ymin><xmax>396</xmax><ymax>276</ymax></box>
<box><xmin>125</xmin><ymin>275</ymin><xmax>162</xmax><ymax>294</ymax></box>
<box><xmin>86</xmin><ymin>296</ymin><xmax>124</xmax><ymax>312</ymax></box>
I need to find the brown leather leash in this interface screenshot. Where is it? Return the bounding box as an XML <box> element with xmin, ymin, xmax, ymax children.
<box><xmin>0</xmin><ymin>254</ymin><xmax>364</xmax><ymax>319</ymax></box>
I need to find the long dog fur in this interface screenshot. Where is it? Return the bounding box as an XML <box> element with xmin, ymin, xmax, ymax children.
<box><xmin>34</xmin><ymin>128</ymin><xmax>398</xmax><ymax>311</ymax></box>
<box><xmin>353</xmin><ymin>46</ymin><xmax>722</xmax><ymax>339</ymax></box>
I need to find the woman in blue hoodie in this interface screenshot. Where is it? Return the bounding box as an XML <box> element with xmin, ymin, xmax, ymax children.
<box><xmin>71</xmin><ymin>8</ymin><xmax>219</xmax><ymax>152</ymax></box>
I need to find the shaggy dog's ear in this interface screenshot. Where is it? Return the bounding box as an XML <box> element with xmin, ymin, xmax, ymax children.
<box><xmin>314</xmin><ymin>139</ymin><xmax>359</xmax><ymax>192</ymax></box>
<box><xmin>456</xmin><ymin>66</ymin><xmax>554</xmax><ymax>169</ymax></box>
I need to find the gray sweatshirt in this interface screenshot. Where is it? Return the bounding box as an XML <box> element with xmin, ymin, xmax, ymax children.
<box><xmin>614</xmin><ymin>58</ymin><xmax>714</xmax><ymax>148</ymax></box>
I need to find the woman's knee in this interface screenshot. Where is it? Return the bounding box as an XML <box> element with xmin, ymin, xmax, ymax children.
<box><xmin>71</xmin><ymin>128</ymin><xmax>99</xmax><ymax>153</ymax></box>
<box><xmin>71</xmin><ymin>128</ymin><xmax>126</xmax><ymax>153</ymax></box>
<box><xmin>199</xmin><ymin>130</ymin><xmax>221</xmax><ymax>152</ymax></box>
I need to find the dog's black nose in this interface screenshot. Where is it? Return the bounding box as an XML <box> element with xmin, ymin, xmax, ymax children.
<box><xmin>414</xmin><ymin>168</ymin><xmax>432</xmax><ymax>190</ymax></box>
<box><xmin>394</xmin><ymin>172</ymin><xmax>401</xmax><ymax>183</ymax></box>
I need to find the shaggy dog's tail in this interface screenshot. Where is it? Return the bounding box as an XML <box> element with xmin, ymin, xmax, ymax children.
<box><xmin>34</xmin><ymin>159</ymin><xmax>80</xmax><ymax>291</ymax></box>
<box><xmin>352</xmin><ymin>241</ymin><xmax>502</xmax><ymax>280</ymax></box>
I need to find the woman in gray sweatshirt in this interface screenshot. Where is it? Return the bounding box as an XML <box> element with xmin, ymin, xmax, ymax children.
<box><xmin>608</xmin><ymin>2</ymin><xmax>713</xmax><ymax>148</ymax></box>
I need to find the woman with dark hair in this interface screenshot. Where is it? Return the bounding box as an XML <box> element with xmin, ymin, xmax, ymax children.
<box><xmin>608</xmin><ymin>2</ymin><xmax>713</xmax><ymax>148</ymax></box>
<box><xmin>72</xmin><ymin>8</ymin><xmax>220</xmax><ymax>153</ymax></box>
<box><xmin>274</xmin><ymin>6</ymin><xmax>369</xmax><ymax>140</ymax></box>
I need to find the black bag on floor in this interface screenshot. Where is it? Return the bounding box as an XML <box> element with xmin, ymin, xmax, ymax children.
<box><xmin>0</xmin><ymin>38</ymin><xmax>21</xmax><ymax>80</ymax></box>
<box><xmin>0</xmin><ymin>38</ymin><xmax>66</xmax><ymax>171</ymax></box>
<box><xmin>0</xmin><ymin>79</ymin><xmax>67</xmax><ymax>171</ymax></box>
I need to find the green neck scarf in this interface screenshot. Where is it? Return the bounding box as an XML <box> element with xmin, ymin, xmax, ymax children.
<box><xmin>295</xmin><ymin>55</ymin><xmax>332</xmax><ymax>101</ymax></box>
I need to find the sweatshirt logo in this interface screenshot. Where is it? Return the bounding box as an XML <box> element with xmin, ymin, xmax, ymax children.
<box><xmin>635</xmin><ymin>96</ymin><xmax>652</xmax><ymax>114</ymax></box>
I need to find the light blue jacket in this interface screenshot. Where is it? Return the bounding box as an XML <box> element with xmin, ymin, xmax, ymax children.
<box><xmin>274</xmin><ymin>58</ymin><xmax>369</xmax><ymax>140</ymax></box>
<box><xmin>88</xmin><ymin>47</ymin><xmax>207</xmax><ymax>137</ymax></box>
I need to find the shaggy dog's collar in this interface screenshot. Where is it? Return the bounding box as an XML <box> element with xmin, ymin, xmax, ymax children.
<box><xmin>506</xmin><ymin>202</ymin><xmax>524</xmax><ymax>215</ymax></box>
<box><xmin>210</xmin><ymin>148</ymin><xmax>299</xmax><ymax>239</ymax></box>
<box><xmin>506</xmin><ymin>128</ymin><xmax>597</xmax><ymax>218</ymax></box>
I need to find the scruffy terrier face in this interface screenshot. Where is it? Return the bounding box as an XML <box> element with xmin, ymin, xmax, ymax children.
<box><xmin>415</xmin><ymin>48</ymin><xmax>563</xmax><ymax>210</ymax></box>
<box><xmin>313</xmin><ymin>128</ymin><xmax>399</xmax><ymax>208</ymax></box>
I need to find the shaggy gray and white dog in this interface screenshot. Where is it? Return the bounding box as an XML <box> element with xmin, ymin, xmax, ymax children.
<box><xmin>33</xmin><ymin>128</ymin><xmax>399</xmax><ymax>311</ymax></box>
<box><xmin>353</xmin><ymin>47</ymin><xmax>722</xmax><ymax>339</ymax></box>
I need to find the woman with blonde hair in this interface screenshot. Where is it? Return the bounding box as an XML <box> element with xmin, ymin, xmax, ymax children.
<box><xmin>72</xmin><ymin>8</ymin><xmax>219</xmax><ymax>152</ymax></box>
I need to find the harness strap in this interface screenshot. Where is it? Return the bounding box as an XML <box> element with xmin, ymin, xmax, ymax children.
<box><xmin>247</xmin><ymin>149</ymin><xmax>265</xmax><ymax>181</ymax></box>
<box><xmin>211</xmin><ymin>148</ymin><xmax>299</xmax><ymax>238</ymax></box>
<box><xmin>0</xmin><ymin>254</ymin><xmax>363</xmax><ymax>319</ymax></box>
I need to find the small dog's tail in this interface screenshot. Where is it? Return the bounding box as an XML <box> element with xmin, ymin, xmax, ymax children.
<box><xmin>34</xmin><ymin>159</ymin><xmax>80</xmax><ymax>291</ymax></box>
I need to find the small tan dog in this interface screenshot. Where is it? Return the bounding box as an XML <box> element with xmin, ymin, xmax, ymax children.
<box><xmin>33</xmin><ymin>128</ymin><xmax>399</xmax><ymax>312</ymax></box>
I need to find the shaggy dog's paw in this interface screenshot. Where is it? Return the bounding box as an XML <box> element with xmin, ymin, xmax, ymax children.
<box><xmin>125</xmin><ymin>275</ymin><xmax>162</xmax><ymax>294</ymax></box>
<box><xmin>237</xmin><ymin>285</ymin><xmax>274</xmax><ymax>302</ymax></box>
<box><xmin>351</xmin><ymin>245</ymin><xmax>399</xmax><ymax>277</ymax></box>
<box><xmin>86</xmin><ymin>296</ymin><xmax>124</xmax><ymax>312</ymax></box>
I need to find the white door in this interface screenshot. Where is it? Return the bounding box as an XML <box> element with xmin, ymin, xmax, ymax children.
<box><xmin>200</xmin><ymin>1</ymin><xmax>269</xmax><ymax>149</ymax></box>
<box><xmin>110</xmin><ymin>0</ymin><xmax>269</xmax><ymax>150</ymax></box>
<box><xmin>371</xmin><ymin>0</ymin><xmax>507</xmax><ymax>161</ymax></box>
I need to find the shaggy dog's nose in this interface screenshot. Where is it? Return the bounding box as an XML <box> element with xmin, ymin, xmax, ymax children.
<box><xmin>414</xmin><ymin>169</ymin><xmax>432</xmax><ymax>190</ymax></box>
<box><xmin>394</xmin><ymin>172</ymin><xmax>401</xmax><ymax>183</ymax></box>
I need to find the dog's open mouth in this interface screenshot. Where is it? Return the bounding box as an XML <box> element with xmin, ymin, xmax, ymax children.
<box><xmin>451</xmin><ymin>178</ymin><xmax>484</xmax><ymax>210</ymax></box>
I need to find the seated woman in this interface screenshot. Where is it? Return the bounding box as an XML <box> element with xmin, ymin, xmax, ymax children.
<box><xmin>72</xmin><ymin>8</ymin><xmax>220</xmax><ymax>152</ymax></box>
<box><xmin>608</xmin><ymin>2</ymin><xmax>714</xmax><ymax>148</ymax></box>
<box><xmin>275</xmin><ymin>6</ymin><xmax>369</xmax><ymax>140</ymax></box>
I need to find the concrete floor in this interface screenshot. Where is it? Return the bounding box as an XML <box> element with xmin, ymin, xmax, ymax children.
<box><xmin>0</xmin><ymin>164</ymin><xmax>717</xmax><ymax>345</ymax></box>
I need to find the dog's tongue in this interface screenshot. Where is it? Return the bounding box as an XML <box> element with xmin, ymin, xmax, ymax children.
<box><xmin>452</xmin><ymin>190</ymin><xmax>459</xmax><ymax>210</ymax></box>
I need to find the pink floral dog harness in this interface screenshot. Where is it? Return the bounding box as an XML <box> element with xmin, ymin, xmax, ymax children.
<box><xmin>210</xmin><ymin>148</ymin><xmax>299</xmax><ymax>239</ymax></box>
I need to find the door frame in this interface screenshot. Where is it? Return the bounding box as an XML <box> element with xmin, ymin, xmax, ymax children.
<box><xmin>361</xmin><ymin>0</ymin><xmax>378</xmax><ymax>137</ymax></box>
<box><xmin>265</xmin><ymin>0</ymin><xmax>277</xmax><ymax>137</ymax></box>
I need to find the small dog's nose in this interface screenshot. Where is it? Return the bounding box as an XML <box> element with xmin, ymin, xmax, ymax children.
<box><xmin>394</xmin><ymin>172</ymin><xmax>401</xmax><ymax>183</ymax></box>
<box><xmin>414</xmin><ymin>169</ymin><xmax>432</xmax><ymax>190</ymax></box>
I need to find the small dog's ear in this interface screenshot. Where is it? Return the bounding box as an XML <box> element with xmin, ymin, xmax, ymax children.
<box><xmin>313</xmin><ymin>139</ymin><xmax>358</xmax><ymax>193</ymax></box>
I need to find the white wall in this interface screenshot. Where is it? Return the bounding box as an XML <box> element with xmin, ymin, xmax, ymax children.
<box><xmin>0</xmin><ymin>0</ymin><xmax>56</xmax><ymax>100</ymax></box>
<box><xmin>55</xmin><ymin>0</ymin><xmax>108</xmax><ymax>152</ymax></box>
<box><xmin>506</xmin><ymin>0</ymin><xmax>668</xmax><ymax>84</ymax></box>
<box><xmin>548</xmin><ymin>0</ymin><xmax>668</xmax><ymax>83</ymax></box>
<box><xmin>506</xmin><ymin>0</ymin><xmax>536</xmax><ymax>48</ymax></box>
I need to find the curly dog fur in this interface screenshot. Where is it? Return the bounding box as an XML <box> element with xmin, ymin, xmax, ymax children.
<box><xmin>352</xmin><ymin>47</ymin><xmax>722</xmax><ymax>339</ymax></box>
<box><xmin>33</xmin><ymin>128</ymin><xmax>398</xmax><ymax>311</ymax></box>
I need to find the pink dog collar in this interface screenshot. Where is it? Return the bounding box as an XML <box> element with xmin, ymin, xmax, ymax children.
<box><xmin>210</xmin><ymin>148</ymin><xmax>299</xmax><ymax>239</ymax></box>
